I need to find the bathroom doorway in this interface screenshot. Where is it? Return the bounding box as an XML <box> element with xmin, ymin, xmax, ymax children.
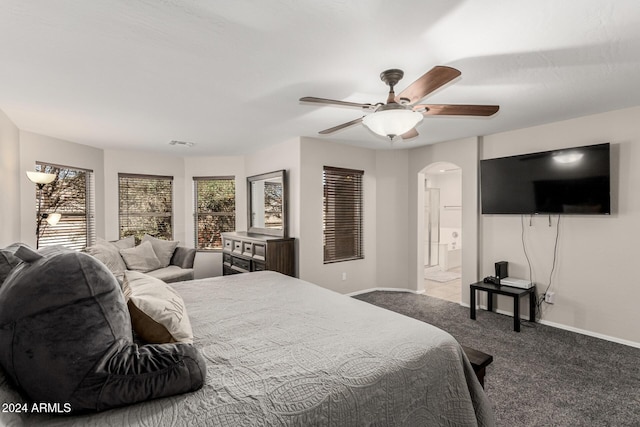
<box><xmin>421</xmin><ymin>162</ymin><xmax>462</xmax><ymax>303</ymax></box>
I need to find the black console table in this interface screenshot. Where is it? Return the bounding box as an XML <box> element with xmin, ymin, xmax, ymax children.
<box><xmin>469</xmin><ymin>281</ymin><xmax>536</xmax><ymax>332</ymax></box>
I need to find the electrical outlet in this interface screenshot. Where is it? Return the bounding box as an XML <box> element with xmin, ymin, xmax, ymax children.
<box><xmin>342</xmin><ymin>272</ymin><xmax>347</xmax><ymax>281</ymax></box>
<box><xmin>545</xmin><ymin>291</ymin><xmax>555</xmax><ymax>304</ymax></box>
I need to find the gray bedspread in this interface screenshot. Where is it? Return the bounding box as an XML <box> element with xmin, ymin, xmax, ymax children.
<box><xmin>0</xmin><ymin>271</ymin><xmax>494</xmax><ymax>426</ymax></box>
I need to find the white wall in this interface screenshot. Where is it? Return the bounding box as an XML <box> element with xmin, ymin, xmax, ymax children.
<box><xmin>0</xmin><ymin>109</ymin><xmax>20</xmax><ymax>246</ymax></box>
<box><xmin>375</xmin><ymin>149</ymin><xmax>410</xmax><ymax>289</ymax></box>
<box><xmin>480</xmin><ymin>106</ymin><xmax>640</xmax><ymax>345</ymax></box>
<box><xmin>408</xmin><ymin>137</ymin><xmax>480</xmax><ymax>294</ymax></box>
<box><xmin>184</xmin><ymin>155</ymin><xmax>245</xmax><ymax>278</ymax></box>
<box><xmin>19</xmin><ymin>131</ymin><xmax>105</xmax><ymax>248</ymax></box>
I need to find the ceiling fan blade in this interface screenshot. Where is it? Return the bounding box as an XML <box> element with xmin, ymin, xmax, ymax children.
<box><xmin>395</xmin><ymin>66</ymin><xmax>461</xmax><ymax>105</ymax></box>
<box><xmin>415</xmin><ymin>104</ymin><xmax>500</xmax><ymax>116</ymax></box>
<box><xmin>318</xmin><ymin>117</ymin><xmax>364</xmax><ymax>134</ymax></box>
<box><xmin>300</xmin><ymin>96</ymin><xmax>373</xmax><ymax>110</ymax></box>
<box><xmin>401</xmin><ymin>128</ymin><xmax>419</xmax><ymax>140</ymax></box>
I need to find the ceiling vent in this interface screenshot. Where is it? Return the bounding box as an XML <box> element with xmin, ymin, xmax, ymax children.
<box><xmin>169</xmin><ymin>140</ymin><xmax>195</xmax><ymax>147</ymax></box>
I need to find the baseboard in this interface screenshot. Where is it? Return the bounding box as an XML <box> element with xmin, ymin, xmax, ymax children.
<box><xmin>460</xmin><ymin>302</ymin><xmax>640</xmax><ymax>349</ymax></box>
<box><xmin>347</xmin><ymin>287</ymin><xmax>424</xmax><ymax>297</ymax></box>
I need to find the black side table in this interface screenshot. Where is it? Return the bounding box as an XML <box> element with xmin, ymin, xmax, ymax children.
<box><xmin>469</xmin><ymin>281</ymin><xmax>536</xmax><ymax>332</ymax></box>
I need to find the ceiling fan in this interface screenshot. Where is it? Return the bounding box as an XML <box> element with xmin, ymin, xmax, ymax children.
<box><xmin>300</xmin><ymin>66</ymin><xmax>499</xmax><ymax>141</ymax></box>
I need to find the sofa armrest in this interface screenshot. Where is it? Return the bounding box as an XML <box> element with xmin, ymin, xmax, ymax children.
<box><xmin>170</xmin><ymin>247</ymin><xmax>196</xmax><ymax>269</ymax></box>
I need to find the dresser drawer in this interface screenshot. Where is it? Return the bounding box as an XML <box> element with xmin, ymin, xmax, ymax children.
<box><xmin>233</xmin><ymin>240</ymin><xmax>242</xmax><ymax>254</ymax></box>
<box><xmin>223</xmin><ymin>253</ymin><xmax>232</xmax><ymax>265</ymax></box>
<box><xmin>253</xmin><ymin>261</ymin><xmax>265</xmax><ymax>271</ymax></box>
<box><xmin>231</xmin><ymin>256</ymin><xmax>250</xmax><ymax>272</ymax></box>
<box><xmin>243</xmin><ymin>242</ymin><xmax>253</xmax><ymax>257</ymax></box>
<box><xmin>253</xmin><ymin>243</ymin><xmax>266</xmax><ymax>261</ymax></box>
<box><xmin>223</xmin><ymin>239</ymin><xmax>233</xmax><ymax>252</ymax></box>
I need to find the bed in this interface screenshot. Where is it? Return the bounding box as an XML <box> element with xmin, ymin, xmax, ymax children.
<box><xmin>0</xmin><ymin>271</ymin><xmax>495</xmax><ymax>426</ymax></box>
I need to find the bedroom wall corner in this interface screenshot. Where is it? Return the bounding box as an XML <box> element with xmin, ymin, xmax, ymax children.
<box><xmin>0</xmin><ymin>108</ymin><xmax>21</xmax><ymax>246</ymax></box>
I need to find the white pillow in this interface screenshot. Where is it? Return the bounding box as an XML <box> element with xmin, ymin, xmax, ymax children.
<box><xmin>122</xmin><ymin>271</ymin><xmax>193</xmax><ymax>343</ymax></box>
<box><xmin>142</xmin><ymin>234</ymin><xmax>179</xmax><ymax>268</ymax></box>
<box><xmin>119</xmin><ymin>241</ymin><xmax>162</xmax><ymax>273</ymax></box>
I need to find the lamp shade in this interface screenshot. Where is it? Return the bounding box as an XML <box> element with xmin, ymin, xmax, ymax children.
<box><xmin>362</xmin><ymin>109</ymin><xmax>423</xmax><ymax>139</ymax></box>
<box><xmin>45</xmin><ymin>213</ymin><xmax>62</xmax><ymax>226</ymax></box>
<box><xmin>26</xmin><ymin>171</ymin><xmax>56</xmax><ymax>184</ymax></box>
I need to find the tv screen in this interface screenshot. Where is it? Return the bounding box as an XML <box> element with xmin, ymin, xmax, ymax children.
<box><xmin>480</xmin><ymin>143</ymin><xmax>610</xmax><ymax>215</ymax></box>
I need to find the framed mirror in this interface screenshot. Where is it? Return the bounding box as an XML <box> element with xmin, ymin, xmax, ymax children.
<box><xmin>247</xmin><ymin>170</ymin><xmax>287</xmax><ymax>237</ymax></box>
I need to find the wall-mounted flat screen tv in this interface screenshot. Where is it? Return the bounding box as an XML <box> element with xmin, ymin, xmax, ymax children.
<box><xmin>480</xmin><ymin>143</ymin><xmax>610</xmax><ymax>215</ymax></box>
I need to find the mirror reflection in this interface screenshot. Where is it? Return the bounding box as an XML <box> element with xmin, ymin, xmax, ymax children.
<box><xmin>247</xmin><ymin>170</ymin><xmax>287</xmax><ymax>236</ymax></box>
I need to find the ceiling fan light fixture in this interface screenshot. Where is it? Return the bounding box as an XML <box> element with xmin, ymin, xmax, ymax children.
<box><xmin>362</xmin><ymin>108</ymin><xmax>423</xmax><ymax>140</ymax></box>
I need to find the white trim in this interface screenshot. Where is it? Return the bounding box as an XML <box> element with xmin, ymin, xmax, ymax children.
<box><xmin>346</xmin><ymin>287</ymin><xmax>424</xmax><ymax>297</ymax></box>
<box><xmin>538</xmin><ymin>319</ymin><xmax>640</xmax><ymax>349</ymax></box>
<box><xmin>462</xmin><ymin>302</ymin><xmax>640</xmax><ymax>349</ymax></box>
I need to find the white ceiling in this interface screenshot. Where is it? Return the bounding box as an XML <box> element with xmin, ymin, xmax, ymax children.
<box><xmin>1</xmin><ymin>0</ymin><xmax>639</xmax><ymax>156</ymax></box>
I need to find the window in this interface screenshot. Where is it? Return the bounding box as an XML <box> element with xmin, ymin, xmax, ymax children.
<box><xmin>35</xmin><ymin>162</ymin><xmax>96</xmax><ymax>251</ymax></box>
<box><xmin>323</xmin><ymin>166</ymin><xmax>364</xmax><ymax>263</ymax></box>
<box><xmin>119</xmin><ymin>174</ymin><xmax>173</xmax><ymax>242</ymax></box>
<box><xmin>194</xmin><ymin>176</ymin><xmax>235</xmax><ymax>250</ymax></box>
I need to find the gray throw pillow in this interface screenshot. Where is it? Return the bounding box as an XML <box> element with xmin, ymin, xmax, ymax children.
<box><xmin>120</xmin><ymin>241</ymin><xmax>163</xmax><ymax>272</ymax></box>
<box><xmin>0</xmin><ymin>245</ymin><xmax>206</xmax><ymax>413</ymax></box>
<box><xmin>111</xmin><ymin>235</ymin><xmax>135</xmax><ymax>250</ymax></box>
<box><xmin>142</xmin><ymin>235</ymin><xmax>179</xmax><ymax>268</ymax></box>
<box><xmin>85</xmin><ymin>238</ymin><xmax>128</xmax><ymax>277</ymax></box>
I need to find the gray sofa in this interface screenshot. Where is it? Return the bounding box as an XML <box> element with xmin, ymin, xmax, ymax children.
<box><xmin>85</xmin><ymin>236</ymin><xmax>196</xmax><ymax>283</ymax></box>
<box><xmin>146</xmin><ymin>246</ymin><xmax>196</xmax><ymax>283</ymax></box>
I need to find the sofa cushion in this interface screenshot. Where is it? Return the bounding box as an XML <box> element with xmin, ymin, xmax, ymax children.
<box><xmin>142</xmin><ymin>234</ymin><xmax>179</xmax><ymax>268</ymax></box>
<box><xmin>123</xmin><ymin>271</ymin><xmax>193</xmax><ymax>344</ymax></box>
<box><xmin>85</xmin><ymin>238</ymin><xmax>128</xmax><ymax>277</ymax></box>
<box><xmin>0</xmin><ymin>245</ymin><xmax>206</xmax><ymax>413</ymax></box>
<box><xmin>120</xmin><ymin>241</ymin><xmax>163</xmax><ymax>273</ymax></box>
<box><xmin>147</xmin><ymin>265</ymin><xmax>194</xmax><ymax>283</ymax></box>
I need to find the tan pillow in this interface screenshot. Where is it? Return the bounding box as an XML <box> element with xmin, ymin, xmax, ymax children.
<box><xmin>119</xmin><ymin>241</ymin><xmax>162</xmax><ymax>273</ymax></box>
<box><xmin>142</xmin><ymin>234</ymin><xmax>179</xmax><ymax>268</ymax></box>
<box><xmin>123</xmin><ymin>271</ymin><xmax>193</xmax><ymax>344</ymax></box>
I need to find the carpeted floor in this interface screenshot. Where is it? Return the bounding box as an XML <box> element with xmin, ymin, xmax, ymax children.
<box><xmin>353</xmin><ymin>291</ymin><xmax>640</xmax><ymax>426</ymax></box>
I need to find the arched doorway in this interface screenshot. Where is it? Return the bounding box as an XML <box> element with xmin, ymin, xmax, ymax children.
<box><xmin>419</xmin><ymin>161</ymin><xmax>462</xmax><ymax>302</ymax></box>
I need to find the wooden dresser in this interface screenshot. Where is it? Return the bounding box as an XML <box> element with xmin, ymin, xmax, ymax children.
<box><xmin>221</xmin><ymin>232</ymin><xmax>295</xmax><ymax>277</ymax></box>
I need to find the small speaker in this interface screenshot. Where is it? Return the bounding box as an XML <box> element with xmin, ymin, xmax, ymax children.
<box><xmin>495</xmin><ymin>261</ymin><xmax>508</xmax><ymax>279</ymax></box>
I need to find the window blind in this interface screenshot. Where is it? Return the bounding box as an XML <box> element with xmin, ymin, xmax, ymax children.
<box><xmin>119</xmin><ymin>173</ymin><xmax>173</xmax><ymax>242</ymax></box>
<box><xmin>323</xmin><ymin>166</ymin><xmax>364</xmax><ymax>263</ymax></box>
<box><xmin>193</xmin><ymin>176</ymin><xmax>235</xmax><ymax>250</ymax></box>
<box><xmin>36</xmin><ymin>162</ymin><xmax>95</xmax><ymax>251</ymax></box>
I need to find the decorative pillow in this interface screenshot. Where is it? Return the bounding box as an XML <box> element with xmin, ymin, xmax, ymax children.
<box><xmin>111</xmin><ymin>235</ymin><xmax>135</xmax><ymax>249</ymax></box>
<box><xmin>123</xmin><ymin>271</ymin><xmax>193</xmax><ymax>344</ymax></box>
<box><xmin>0</xmin><ymin>245</ymin><xmax>206</xmax><ymax>413</ymax></box>
<box><xmin>85</xmin><ymin>238</ymin><xmax>128</xmax><ymax>277</ymax></box>
<box><xmin>142</xmin><ymin>234</ymin><xmax>179</xmax><ymax>268</ymax></box>
<box><xmin>119</xmin><ymin>241</ymin><xmax>163</xmax><ymax>272</ymax></box>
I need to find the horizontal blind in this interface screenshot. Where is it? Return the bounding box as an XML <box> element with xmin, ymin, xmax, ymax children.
<box><xmin>36</xmin><ymin>163</ymin><xmax>95</xmax><ymax>250</ymax></box>
<box><xmin>194</xmin><ymin>176</ymin><xmax>235</xmax><ymax>250</ymax></box>
<box><xmin>119</xmin><ymin>174</ymin><xmax>173</xmax><ymax>242</ymax></box>
<box><xmin>323</xmin><ymin>166</ymin><xmax>364</xmax><ymax>263</ymax></box>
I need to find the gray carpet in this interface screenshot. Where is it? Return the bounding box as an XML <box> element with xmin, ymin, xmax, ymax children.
<box><xmin>353</xmin><ymin>291</ymin><xmax>640</xmax><ymax>427</ymax></box>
